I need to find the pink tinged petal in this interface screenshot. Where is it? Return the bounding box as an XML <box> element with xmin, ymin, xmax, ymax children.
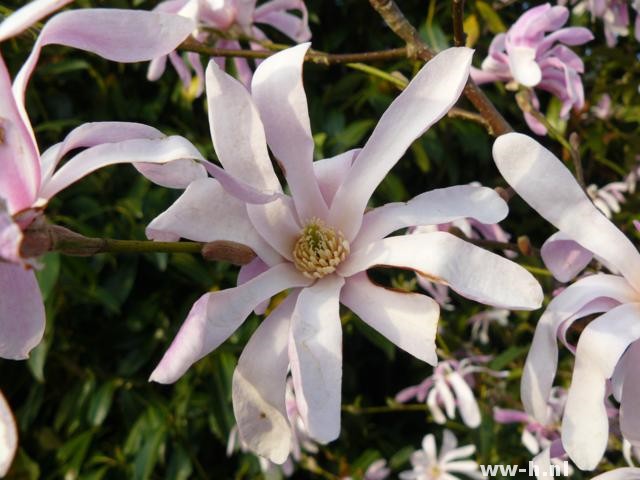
<box><xmin>0</xmin><ymin>0</ymin><xmax>72</xmax><ymax>41</ymax></box>
<box><xmin>251</xmin><ymin>43</ymin><xmax>329</xmax><ymax>221</ymax></box>
<box><xmin>436</xmin><ymin>378</ymin><xmax>456</xmax><ymax>419</ymax></box>
<box><xmin>205</xmin><ymin>61</ymin><xmax>281</xmax><ymax>193</ymax></box>
<box><xmin>493</xmin><ymin>408</ymin><xmax>530</xmax><ymax>424</ymax></box>
<box><xmin>0</xmin><ymin>263</ymin><xmax>45</xmax><ymax>360</ymax></box>
<box><xmin>169</xmin><ymin>51</ymin><xmax>192</xmax><ymax>90</ymax></box>
<box><xmin>232</xmin><ymin>293</ymin><xmax>297</xmax><ymax>464</ymax></box>
<box><xmin>186</xmin><ymin>52</ymin><xmax>205</xmax><ymax>97</ymax></box>
<box><xmin>39</xmin><ymin>135</ymin><xmax>205</xmax><ymax>200</ymax></box>
<box><xmin>493</xmin><ymin>133</ymin><xmax>640</xmax><ymax>292</ymax></box>
<box><xmin>0</xmin><ymin>55</ymin><xmax>40</xmax><ymax>213</ymax></box>
<box><xmin>247</xmin><ymin>198</ymin><xmax>301</xmax><ymax>262</ymax></box>
<box><xmin>0</xmin><ymin>391</ymin><xmax>17</xmax><ymax>477</ymax></box>
<box><xmin>0</xmin><ymin>204</ymin><xmax>23</xmax><ymax>264</ymax></box>
<box><xmin>508</xmin><ymin>46</ymin><xmax>542</xmax><ymax>87</ymax></box>
<box><xmin>12</xmin><ymin>10</ymin><xmax>196</xmax><ymax>128</ymax></box>
<box><xmin>289</xmin><ymin>275</ymin><xmax>345</xmax><ymax>443</ymax></box>
<box><xmin>147</xmin><ymin>55</ymin><xmax>168</xmax><ymax>81</ymax></box>
<box><xmin>522</xmin><ymin>274</ymin><xmax>638</xmax><ymax>423</ymax></box>
<box><xmin>200</xmin><ymin>160</ymin><xmax>281</xmax><ymax>205</ymax></box>
<box><xmin>562</xmin><ymin>303</ymin><xmax>640</xmax><ymax>470</ymax></box>
<box><xmin>470</xmin><ymin>66</ymin><xmax>506</xmax><ymax>85</ymax></box>
<box><xmin>145</xmin><ymin>178</ymin><xmax>280</xmax><ymax>265</ymax></box>
<box><xmin>427</xmin><ymin>389</ymin><xmax>447</xmax><ymax>424</ymax></box>
<box><xmin>541</xmin><ymin>232</ymin><xmax>594</xmax><ymax>282</ymax></box>
<box><xmin>447</xmin><ymin>371</ymin><xmax>481</xmax><ymax>428</ymax></box>
<box><xmin>339</xmin><ymin>232</ymin><xmax>543</xmax><ymax>311</ymax></box>
<box><xmin>620</xmin><ymin>341</ymin><xmax>640</xmax><ymax>447</ymax></box>
<box><xmin>352</xmin><ymin>185</ymin><xmax>508</xmax><ymax>251</ymax></box>
<box><xmin>133</xmin><ymin>159</ymin><xmax>207</xmax><ymax>189</ymax></box>
<box><xmin>591</xmin><ymin>469</ymin><xmax>640</xmax><ymax>480</ymax></box>
<box><xmin>313</xmin><ymin>149</ymin><xmax>360</xmax><ymax>208</ymax></box>
<box><xmin>237</xmin><ymin>257</ymin><xmax>270</xmax><ymax>315</ymax></box>
<box><xmin>150</xmin><ymin>263</ymin><xmax>312</xmax><ymax>384</ymax></box>
<box><xmin>340</xmin><ymin>272</ymin><xmax>438</xmax><ymax>365</ymax></box>
<box><xmin>329</xmin><ymin>48</ymin><xmax>473</xmax><ymax>241</ymax></box>
<box><xmin>536</xmin><ymin>27</ymin><xmax>594</xmax><ymax>53</ymax></box>
<box><xmin>257</xmin><ymin>11</ymin><xmax>311</xmax><ymax>42</ymax></box>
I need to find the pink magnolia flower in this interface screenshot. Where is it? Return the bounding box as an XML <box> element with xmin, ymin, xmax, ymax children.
<box><xmin>396</xmin><ymin>356</ymin><xmax>507</xmax><ymax>428</ymax></box>
<box><xmin>399</xmin><ymin>430</ymin><xmax>483</xmax><ymax>480</ymax></box>
<box><xmin>493</xmin><ymin>133</ymin><xmax>640</xmax><ymax>470</ymax></box>
<box><xmin>0</xmin><ymin>5</ymin><xmax>200</xmax><ymax>360</ymax></box>
<box><xmin>471</xmin><ymin>3</ymin><xmax>593</xmax><ymax>135</ymax></box>
<box><xmin>145</xmin><ymin>44</ymin><xmax>542</xmax><ymax>463</ymax></box>
<box><xmin>147</xmin><ymin>0</ymin><xmax>311</xmax><ymax>94</ymax></box>
<box><xmin>468</xmin><ymin>308</ymin><xmax>509</xmax><ymax>344</ymax></box>
<box><xmin>563</xmin><ymin>0</ymin><xmax>640</xmax><ymax>46</ymax></box>
<box><xmin>0</xmin><ymin>392</ymin><xmax>17</xmax><ymax>477</ymax></box>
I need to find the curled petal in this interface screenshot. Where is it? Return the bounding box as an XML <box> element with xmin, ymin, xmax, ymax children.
<box><xmin>508</xmin><ymin>46</ymin><xmax>542</xmax><ymax>86</ymax></box>
<box><xmin>313</xmin><ymin>149</ymin><xmax>359</xmax><ymax>208</ymax></box>
<box><xmin>562</xmin><ymin>303</ymin><xmax>640</xmax><ymax>470</ymax></box>
<box><xmin>447</xmin><ymin>371</ymin><xmax>481</xmax><ymax>428</ymax></box>
<box><xmin>233</xmin><ymin>293</ymin><xmax>297</xmax><ymax>464</ymax></box>
<box><xmin>541</xmin><ymin>231</ymin><xmax>593</xmax><ymax>282</ymax></box>
<box><xmin>493</xmin><ymin>133</ymin><xmax>640</xmax><ymax>291</ymax></box>
<box><xmin>339</xmin><ymin>231</ymin><xmax>542</xmax><ymax>311</ymax></box>
<box><xmin>0</xmin><ymin>264</ymin><xmax>45</xmax><ymax>360</ymax></box>
<box><xmin>289</xmin><ymin>275</ymin><xmax>344</xmax><ymax>443</ymax></box>
<box><xmin>0</xmin><ymin>0</ymin><xmax>72</xmax><ymax>41</ymax></box>
<box><xmin>340</xmin><ymin>272</ymin><xmax>438</xmax><ymax>365</ymax></box>
<box><xmin>150</xmin><ymin>263</ymin><xmax>311</xmax><ymax>384</ymax></box>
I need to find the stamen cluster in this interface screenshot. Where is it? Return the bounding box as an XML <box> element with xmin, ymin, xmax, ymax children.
<box><xmin>293</xmin><ymin>218</ymin><xmax>349</xmax><ymax>279</ymax></box>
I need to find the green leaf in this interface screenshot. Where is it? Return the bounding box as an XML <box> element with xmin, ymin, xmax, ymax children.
<box><xmin>476</xmin><ymin>1</ymin><xmax>507</xmax><ymax>33</ymax></box>
<box><xmin>35</xmin><ymin>253</ymin><xmax>60</xmax><ymax>301</ymax></box>
<box><xmin>87</xmin><ymin>381</ymin><xmax>117</xmax><ymax>427</ymax></box>
<box><xmin>133</xmin><ymin>426</ymin><xmax>167</xmax><ymax>480</ymax></box>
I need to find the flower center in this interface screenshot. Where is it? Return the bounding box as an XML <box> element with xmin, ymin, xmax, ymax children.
<box><xmin>292</xmin><ymin>218</ymin><xmax>349</xmax><ymax>279</ymax></box>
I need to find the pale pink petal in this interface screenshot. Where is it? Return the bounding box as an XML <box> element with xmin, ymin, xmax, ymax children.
<box><xmin>436</xmin><ymin>378</ymin><xmax>456</xmax><ymax>419</ymax></box>
<box><xmin>340</xmin><ymin>272</ymin><xmax>438</xmax><ymax>365</ymax></box>
<box><xmin>0</xmin><ymin>203</ymin><xmax>23</xmax><ymax>264</ymax></box>
<box><xmin>237</xmin><ymin>257</ymin><xmax>270</xmax><ymax>314</ymax></box>
<box><xmin>40</xmin><ymin>135</ymin><xmax>205</xmax><ymax>200</ymax></box>
<box><xmin>352</xmin><ymin>185</ymin><xmax>508</xmax><ymax>251</ymax></box>
<box><xmin>289</xmin><ymin>275</ymin><xmax>345</xmax><ymax>443</ymax></box>
<box><xmin>200</xmin><ymin>160</ymin><xmax>282</xmax><ymax>205</ymax></box>
<box><xmin>205</xmin><ymin>61</ymin><xmax>281</xmax><ymax>193</ymax></box>
<box><xmin>0</xmin><ymin>263</ymin><xmax>45</xmax><ymax>360</ymax></box>
<box><xmin>508</xmin><ymin>46</ymin><xmax>542</xmax><ymax>86</ymax></box>
<box><xmin>147</xmin><ymin>55</ymin><xmax>168</xmax><ymax>81</ymax></box>
<box><xmin>150</xmin><ymin>263</ymin><xmax>311</xmax><ymax>383</ymax></box>
<box><xmin>12</xmin><ymin>9</ymin><xmax>196</xmax><ymax>139</ymax></box>
<box><xmin>257</xmin><ymin>11</ymin><xmax>311</xmax><ymax>42</ymax></box>
<box><xmin>329</xmin><ymin>47</ymin><xmax>473</xmax><ymax>241</ymax></box>
<box><xmin>522</xmin><ymin>274</ymin><xmax>637</xmax><ymax>423</ymax></box>
<box><xmin>447</xmin><ymin>371</ymin><xmax>481</xmax><ymax>428</ymax></box>
<box><xmin>134</xmin><ymin>159</ymin><xmax>207</xmax><ymax>189</ymax></box>
<box><xmin>233</xmin><ymin>293</ymin><xmax>297</xmax><ymax>464</ymax></box>
<box><xmin>0</xmin><ymin>55</ymin><xmax>39</xmax><ymax>213</ymax></box>
<box><xmin>168</xmin><ymin>51</ymin><xmax>192</xmax><ymax>90</ymax></box>
<box><xmin>246</xmin><ymin>197</ymin><xmax>301</xmax><ymax>262</ymax></box>
<box><xmin>619</xmin><ymin>341</ymin><xmax>640</xmax><ymax>447</ymax></box>
<box><xmin>0</xmin><ymin>391</ymin><xmax>17</xmax><ymax>477</ymax></box>
<box><xmin>541</xmin><ymin>232</ymin><xmax>594</xmax><ymax>282</ymax></box>
<box><xmin>145</xmin><ymin>178</ymin><xmax>280</xmax><ymax>265</ymax></box>
<box><xmin>591</xmin><ymin>469</ymin><xmax>640</xmax><ymax>480</ymax></box>
<box><xmin>0</xmin><ymin>0</ymin><xmax>72</xmax><ymax>41</ymax></box>
<box><xmin>493</xmin><ymin>133</ymin><xmax>640</xmax><ymax>291</ymax></box>
<box><xmin>313</xmin><ymin>149</ymin><xmax>359</xmax><ymax>208</ymax></box>
<box><xmin>339</xmin><ymin>232</ymin><xmax>542</xmax><ymax>310</ymax></box>
<box><xmin>251</xmin><ymin>43</ymin><xmax>329</xmax><ymax>221</ymax></box>
<box><xmin>562</xmin><ymin>303</ymin><xmax>640</xmax><ymax>470</ymax></box>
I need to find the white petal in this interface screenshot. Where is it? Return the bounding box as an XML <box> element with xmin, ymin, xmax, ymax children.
<box><xmin>493</xmin><ymin>133</ymin><xmax>640</xmax><ymax>291</ymax></box>
<box><xmin>590</xmin><ymin>469</ymin><xmax>640</xmax><ymax>480</ymax></box>
<box><xmin>562</xmin><ymin>303</ymin><xmax>640</xmax><ymax>470</ymax></box>
<box><xmin>251</xmin><ymin>43</ymin><xmax>328</xmax><ymax>221</ymax></box>
<box><xmin>447</xmin><ymin>371</ymin><xmax>481</xmax><ymax>428</ymax></box>
<box><xmin>289</xmin><ymin>275</ymin><xmax>344</xmax><ymax>443</ymax></box>
<box><xmin>313</xmin><ymin>149</ymin><xmax>359</xmax><ymax>208</ymax></box>
<box><xmin>233</xmin><ymin>293</ymin><xmax>297</xmax><ymax>464</ymax></box>
<box><xmin>352</xmin><ymin>185</ymin><xmax>508</xmax><ymax>250</ymax></box>
<box><xmin>0</xmin><ymin>0</ymin><xmax>72</xmax><ymax>41</ymax></box>
<box><xmin>205</xmin><ymin>61</ymin><xmax>281</xmax><ymax>193</ymax></box>
<box><xmin>247</xmin><ymin>197</ymin><xmax>301</xmax><ymax>262</ymax></box>
<box><xmin>541</xmin><ymin>231</ymin><xmax>593</xmax><ymax>282</ymax></box>
<box><xmin>340</xmin><ymin>272</ymin><xmax>438</xmax><ymax>364</ymax></box>
<box><xmin>0</xmin><ymin>391</ymin><xmax>17</xmax><ymax>477</ymax></box>
<box><xmin>621</xmin><ymin>342</ymin><xmax>640</xmax><ymax>447</ymax></box>
<box><xmin>150</xmin><ymin>263</ymin><xmax>311</xmax><ymax>383</ymax></box>
<box><xmin>339</xmin><ymin>231</ymin><xmax>542</xmax><ymax>310</ymax></box>
<box><xmin>329</xmin><ymin>48</ymin><xmax>473</xmax><ymax>241</ymax></box>
<box><xmin>508</xmin><ymin>46</ymin><xmax>542</xmax><ymax>86</ymax></box>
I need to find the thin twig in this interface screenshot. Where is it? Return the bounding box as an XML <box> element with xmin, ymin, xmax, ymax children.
<box><xmin>452</xmin><ymin>0</ymin><xmax>467</xmax><ymax>47</ymax></box>
<box><xmin>179</xmin><ymin>38</ymin><xmax>408</xmax><ymax>66</ymax></box>
<box><xmin>342</xmin><ymin>403</ymin><xmax>429</xmax><ymax>414</ymax></box>
<box><xmin>368</xmin><ymin>0</ymin><xmax>513</xmax><ymax>137</ymax></box>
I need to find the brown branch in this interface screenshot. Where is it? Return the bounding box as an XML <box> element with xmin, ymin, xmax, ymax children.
<box><xmin>368</xmin><ymin>0</ymin><xmax>513</xmax><ymax>137</ymax></box>
<box><xmin>452</xmin><ymin>0</ymin><xmax>467</xmax><ymax>47</ymax></box>
<box><xmin>20</xmin><ymin>220</ymin><xmax>256</xmax><ymax>266</ymax></box>
<box><xmin>179</xmin><ymin>38</ymin><xmax>408</xmax><ymax>66</ymax></box>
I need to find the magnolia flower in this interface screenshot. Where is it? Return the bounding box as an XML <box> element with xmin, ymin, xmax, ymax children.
<box><xmin>564</xmin><ymin>0</ymin><xmax>640</xmax><ymax>46</ymax></box>
<box><xmin>399</xmin><ymin>430</ymin><xmax>483</xmax><ymax>480</ymax></box>
<box><xmin>396</xmin><ymin>356</ymin><xmax>507</xmax><ymax>428</ymax></box>
<box><xmin>493</xmin><ymin>132</ymin><xmax>640</xmax><ymax>470</ymax></box>
<box><xmin>0</xmin><ymin>5</ymin><xmax>200</xmax><ymax>359</ymax></box>
<box><xmin>0</xmin><ymin>392</ymin><xmax>17</xmax><ymax>477</ymax></box>
<box><xmin>147</xmin><ymin>0</ymin><xmax>311</xmax><ymax>94</ymax></box>
<box><xmin>471</xmin><ymin>3</ymin><xmax>593</xmax><ymax>135</ymax></box>
<box><xmin>145</xmin><ymin>44</ymin><xmax>542</xmax><ymax>463</ymax></box>
<box><xmin>468</xmin><ymin>308</ymin><xmax>509</xmax><ymax>344</ymax></box>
